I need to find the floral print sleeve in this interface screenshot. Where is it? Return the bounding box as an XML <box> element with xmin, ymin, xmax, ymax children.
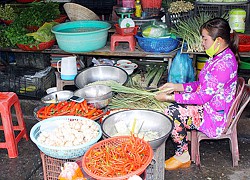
<box><xmin>182</xmin><ymin>81</ymin><xmax>199</xmax><ymax>93</ymax></box>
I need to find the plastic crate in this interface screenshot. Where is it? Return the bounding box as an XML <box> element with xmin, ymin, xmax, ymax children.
<box><xmin>40</xmin><ymin>152</ymin><xmax>82</xmax><ymax>180</ymax></box>
<box><xmin>0</xmin><ymin>66</ymin><xmax>55</xmax><ymax>99</ymax></box>
<box><xmin>40</xmin><ymin>140</ymin><xmax>167</xmax><ymax>180</ymax></box>
<box><xmin>41</xmin><ymin>152</ymin><xmax>152</xmax><ymax>180</ymax></box>
<box><xmin>195</xmin><ymin>3</ymin><xmax>250</xmax><ymax>23</ymax></box>
<box><xmin>166</xmin><ymin>10</ymin><xmax>194</xmax><ymax>27</ymax></box>
<box><xmin>143</xmin><ymin>8</ymin><xmax>161</xmax><ymax>17</ymax></box>
<box><xmin>238</xmin><ymin>34</ymin><xmax>250</xmax><ymax>52</ymax></box>
<box><xmin>195</xmin><ymin>4</ymin><xmax>221</xmax><ymax>17</ymax></box>
<box><xmin>1</xmin><ymin>52</ymin><xmax>51</xmax><ymax>70</ymax></box>
<box><xmin>224</xmin><ymin>4</ymin><xmax>249</xmax><ymax>14</ymax></box>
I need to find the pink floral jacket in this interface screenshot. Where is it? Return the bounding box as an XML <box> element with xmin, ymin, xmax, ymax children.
<box><xmin>175</xmin><ymin>48</ymin><xmax>238</xmax><ymax>137</ymax></box>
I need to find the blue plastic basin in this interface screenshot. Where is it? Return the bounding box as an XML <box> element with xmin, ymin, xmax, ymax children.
<box><xmin>52</xmin><ymin>20</ymin><xmax>111</xmax><ymax>53</ymax></box>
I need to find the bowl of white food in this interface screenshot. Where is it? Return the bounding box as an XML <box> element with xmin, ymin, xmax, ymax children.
<box><xmin>101</xmin><ymin>109</ymin><xmax>173</xmax><ymax>149</ymax></box>
<box><xmin>115</xmin><ymin>61</ymin><xmax>138</xmax><ymax>75</ymax></box>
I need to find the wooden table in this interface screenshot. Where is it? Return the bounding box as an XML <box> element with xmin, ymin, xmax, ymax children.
<box><xmin>0</xmin><ymin>43</ymin><xmax>177</xmax><ymax>73</ymax></box>
<box><xmin>1</xmin><ymin>43</ymin><xmax>178</xmax><ymax>91</ymax></box>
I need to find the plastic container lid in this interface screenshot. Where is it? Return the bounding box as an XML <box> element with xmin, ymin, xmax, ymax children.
<box><xmin>229</xmin><ymin>9</ymin><xmax>246</xmax><ymax>15</ymax></box>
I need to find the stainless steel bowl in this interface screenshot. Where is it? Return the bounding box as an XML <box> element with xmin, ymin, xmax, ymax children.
<box><xmin>74</xmin><ymin>66</ymin><xmax>128</xmax><ymax>88</ymax></box>
<box><xmin>74</xmin><ymin>85</ymin><xmax>112</xmax><ymax>109</ymax></box>
<box><xmin>33</xmin><ymin>105</ymin><xmax>45</xmax><ymax>121</ymax></box>
<box><xmin>101</xmin><ymin>109</ymin><xmax>173</xmax><ymax>149</ymax></box>
<box><xmin>41</xmin><ymin>90</ymin><xmax>73</xmax><ymax>104</ymax></box>
<box><xmin>115</xmin><ymin>7</ymin><xmax>135</xmax><ymax>14</ymax></box>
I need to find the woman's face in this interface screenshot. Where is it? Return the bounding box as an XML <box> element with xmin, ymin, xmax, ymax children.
<box><xmin>201</xmin><ymin>29</ymin><xmax>214</xmax><ymax>50</ymax></box>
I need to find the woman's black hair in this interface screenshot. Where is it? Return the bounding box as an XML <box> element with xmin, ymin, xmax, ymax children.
<box><xmin>200</xmin><ymin>17</ymin><xmax>239</xmax><ymax>60</ymax></box>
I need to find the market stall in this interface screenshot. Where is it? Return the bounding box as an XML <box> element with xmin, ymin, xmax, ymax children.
<box><xmin>0</xmin><ymin>0</ymin><xmax>250</xmax><ymax>179</ymax></box>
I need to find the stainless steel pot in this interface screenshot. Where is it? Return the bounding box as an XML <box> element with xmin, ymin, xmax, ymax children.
<box><xmin>74</xmin><ymin>66</ymin><xmax>128</xmax><ymax>88</ymax></box>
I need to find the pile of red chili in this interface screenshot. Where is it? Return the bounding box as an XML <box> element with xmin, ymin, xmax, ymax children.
<box><xmin>36</xmin><ymin>100</ymin><xmax>104</xmax><ymax>120</ymax></box>
<box><xmin>83</xmin><ymin>135</ymin><xmax>153</xmax><ymax>178</ymax></box>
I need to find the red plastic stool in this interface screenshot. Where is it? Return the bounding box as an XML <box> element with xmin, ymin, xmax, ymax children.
<box><xmin>110</xmin><ymin>33</ymin><xmax>136</xmax><ymax>51</ymax></box>
<box><xmin>0</xmin><ymin>92</ymin><xmax>29</xmax><ymax>158</ymax></box>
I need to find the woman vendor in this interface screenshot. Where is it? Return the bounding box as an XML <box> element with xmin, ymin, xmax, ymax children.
<box><xmin>154</xmin><ymin>17</ymin><xmax>239</xmax><ymax>170</ymax></box>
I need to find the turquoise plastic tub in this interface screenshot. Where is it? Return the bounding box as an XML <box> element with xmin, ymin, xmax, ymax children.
<box><xmin>52</xmin><ymin>20</ymin><xmax>111</xmax><ymax>53</ymax></box>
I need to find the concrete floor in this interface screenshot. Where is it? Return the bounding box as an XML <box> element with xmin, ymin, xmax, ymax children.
<box><xmin>0</xmin><ymin>100</ymin><xmax>250</xmax><ymax>180</ymax></box>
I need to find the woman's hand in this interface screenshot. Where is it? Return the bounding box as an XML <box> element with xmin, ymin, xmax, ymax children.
<box><xmin>158</xmin><ymin>83</ymin><xmax>184</xmax><ymax>94</ymax></box>
<box><xmin>154</xmin><ymin>93</ymin><xmax>175</xmax><ymax>102</ymax></box>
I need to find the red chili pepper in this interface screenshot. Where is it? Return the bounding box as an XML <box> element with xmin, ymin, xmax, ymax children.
<box><xmin>84</xmin><ymin>108</ymin><xmax>97</xmax><ymax>118</ymax></box>
<box><xmin>45</xmin><ymin>103</ymin><xmax>56</xmax><ymax>115</ymax></box>
<box><xmin>37</xmin><ymin>106</ymin><xmax>45</xmax><ymax>116</ymax></box>
<box><xmin>83</xmin><ymin>100</ymin><xmax>88</xmax><ymax>113</ymax></box>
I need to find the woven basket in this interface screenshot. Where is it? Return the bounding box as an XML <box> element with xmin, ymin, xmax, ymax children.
<box><xmin>0</xmin><ymin>19</ymin><xmax>13</xmax><ymax>25</ymax></box>
<box><xmin>82</xmin><ymin>136</ymin><xmax>153</xmax><ymax>180</ymax></box>
<box><xmin>63</xmin><ymin>3</ymin><xmax>100</xmax><ymax>21</ymax></box>
<box><xmin>30</xmin><ymin>116</ymin><xmax>102</xmax><ymax>159</ymax></box>
<box><xmin>16</xmin><ymin>39</ymin><xmax>56</xmax><ymax>51</ymax></box>
<box><xmin>135</xmin><ymin>33</ymin><xmax>179</xmax><ymax>53</ymax></box>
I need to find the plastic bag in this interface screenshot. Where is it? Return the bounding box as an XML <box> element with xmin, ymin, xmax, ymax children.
<box><xmin>168</xmin><ymin>50</ymin><xmax>195</xmax><ymax>83</ymax></box>
<box><xmin>141</xmin><ymin>20</ymin><xmax>170</xmax><ymax>38</ymax></box>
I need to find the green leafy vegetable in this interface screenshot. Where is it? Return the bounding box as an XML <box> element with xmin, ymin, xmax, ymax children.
<box><xmin>0</xmin><ymin>2</ymin><xmax>61</xmax><ymax>48</ymax></box>
<box><xmin>26</xmin><ymin>22</ymin><xmax>58</xmax><ymax>42</ymax></box>
<box><xmin>4</xmin><ymin>24</ymin><xmax>35</xmax><ymax>46</ymax></box>
<box><xmin>16</xmin><ymin>2</ymin><xmax>60</xmax><ymax>27</ymax></box>
<box><xmin>0</xmin><ymin>4</ymin><xmax>17</xmax><ymax>20</ymax></box>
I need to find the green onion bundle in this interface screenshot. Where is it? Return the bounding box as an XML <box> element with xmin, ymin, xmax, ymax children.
<box><xmin>109</xmin><ymin>93</ymin><xmax>170</xmax><ymax>112</ymax></box>
<box><xmin>88</xmin><ymin>80</ymin><xmax>156</xmax><ymax>96</ymax></box>
<box><xmin>172</xmin><ymin>13</ymin><xmax>213</xmax><ymax>52</ymax></box>
<box><xmin>88</xmin><ymin>80</ymin><xmax>171</xmax><ymax>112</ymax></box>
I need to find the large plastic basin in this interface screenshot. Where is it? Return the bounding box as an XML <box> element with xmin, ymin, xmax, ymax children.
<box><xmin>52</xmin><ymin>20</ymin><xmax>111</xmax><ymax>53</ymax></box>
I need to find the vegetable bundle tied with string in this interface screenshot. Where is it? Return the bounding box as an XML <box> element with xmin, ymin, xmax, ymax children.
<box><xmin>88</xmin><ymin>80</ymin><xmax>171</xmax><ymax>112</ymax></box>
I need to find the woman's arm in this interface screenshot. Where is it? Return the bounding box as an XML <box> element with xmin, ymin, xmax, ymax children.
<box><xmin>158</xmin><ymin>82</ymin><xmax>184</xmax><ymax>93</ymax></box>
<box><xmin>155</xmin><ymin>81</ymin><xmax>199</xmax><ymax>102</ymax></box>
